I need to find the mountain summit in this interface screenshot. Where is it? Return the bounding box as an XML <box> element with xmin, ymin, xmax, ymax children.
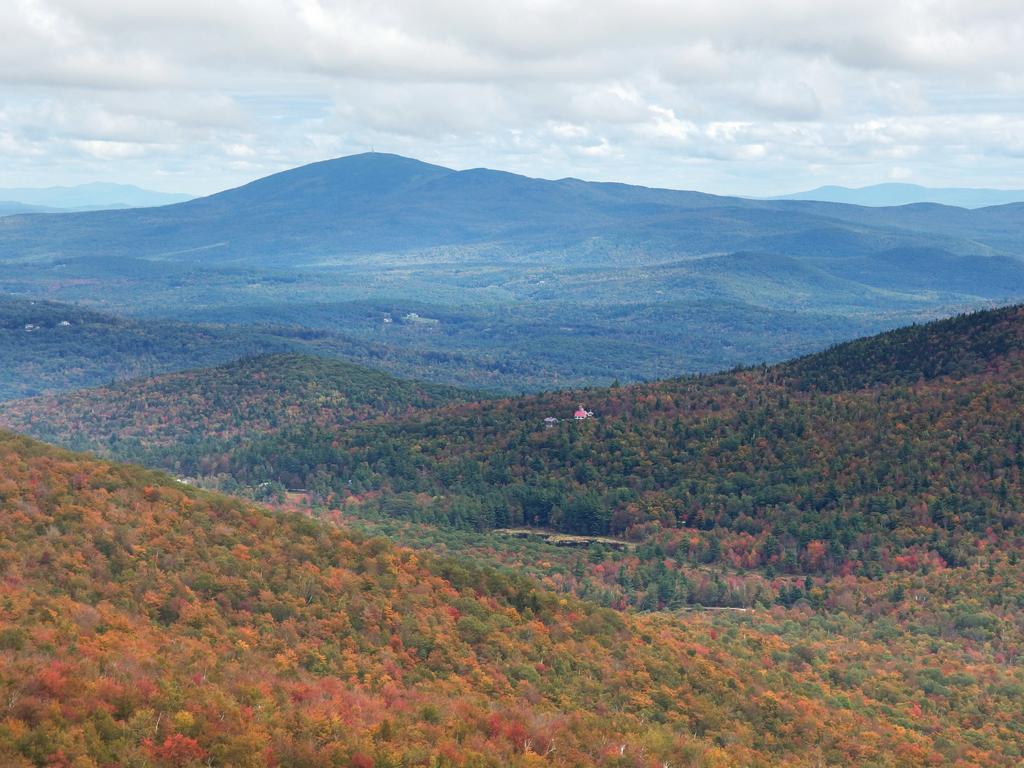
<box><xmin>3</xmin><ymin>152</ymin><xmax>1022</xmax><ymax>266</ymax></box>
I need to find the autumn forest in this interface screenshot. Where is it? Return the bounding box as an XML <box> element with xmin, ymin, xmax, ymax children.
<box><xmin>0</xmin><ymin>305</ymin><xmax>1022</xmax><ymax>766</ymax></box>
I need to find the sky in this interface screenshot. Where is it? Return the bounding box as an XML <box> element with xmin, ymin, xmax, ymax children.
<box><xmin>2</xmin><ymin>0</ymin><xmax>1023</xmax><ymax>196</ymax></box>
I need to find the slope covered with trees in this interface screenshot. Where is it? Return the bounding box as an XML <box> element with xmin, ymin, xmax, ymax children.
<box><xmin>10</xmin><ymin>305</ymin><xmax>1024</xmax><ymax>587</ymax></box>
<box><xmin>0</xmin><ymin>292</ymin><xmax>521</xmax><ymax>398</ymax></box>
<box><xmin>0</xmin><ymin>296</ymin><xmax>305</xmax><ymax>400</ymax></box>
<box><xmin>776</xmin><ymin>304</ymin><xmax>1024</xmax><ymax>391</ymax></box>
<box><xmin>7</xmin><ymin>431</ymin><xmax>1021</xmax><ymax>766</ymax></box>
<box><xmin>165</xmin><ymin>306</ymin><xmax>1024</xmax><ymax>581</ymax></box>
<box><xmin>0</xmin><ymin>353</ymin><xmax>466</xmax><ymax>478</ymax></box>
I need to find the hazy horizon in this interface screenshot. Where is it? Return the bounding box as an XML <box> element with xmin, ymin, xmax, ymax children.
<box><xmin>7</xmin><ymin>152</ymin><xmax>1024</xmax><ymax>203</ymax></box>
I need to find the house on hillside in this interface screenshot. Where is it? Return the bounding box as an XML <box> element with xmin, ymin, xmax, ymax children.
<box><xmin>544</xmin><ymin>416</ymin><xmax>559</xmax><ymax>429</ymax></box>
<box><xmin>574</xmin><ymin>405</ymin><xmax>593</xmax><ymax>420</ymax></box>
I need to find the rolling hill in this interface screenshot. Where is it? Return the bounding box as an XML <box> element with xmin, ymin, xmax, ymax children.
<box><xmin>11</xmin><ymin>304</ymin><xmax>1024</xmax><ymax>586</ymax></box>
<box><xmin>0</xmin><ymin>353</ymin><xmax>467</xmax><ymax>477</ymax></box>
<box><xmin>0</xmin><ymin>295</ymin><xmax>301</xmax><ymax>400</ymax></box>
<box><xmin>0</xmin><ymin>292</ymin><xmax>527</xmax><ymax>399</ymax></box>
<box><xmin>222</xmin><ymin>305</ymin><xmax>1021</xmax><ymax>573</ymax></box>
<box><xmin>3</xmin><ymin>153</ymin><xmax>1024</xmax><ymax>391</ymax></box>
<box><xmin>9</xmin><ymin>291</ymin><xmax>839</xmax><ymax>396</ymax></box>
<box><xmin>0</xmin><ymin>202</ymin><xmax>65</xmax><ymax>217</ymax></box>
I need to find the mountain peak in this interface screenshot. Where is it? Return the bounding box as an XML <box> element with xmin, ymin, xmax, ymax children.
<box><xmin>205</xmin><ymin>152</ymin><xmax>455</xmax><ymax>204</ymax></box>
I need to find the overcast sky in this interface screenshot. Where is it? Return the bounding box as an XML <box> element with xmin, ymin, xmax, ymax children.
<box><xmin>2</xmin><ymin>0</ymin><xmax>1023</xmax><ymax>195</ymax></box>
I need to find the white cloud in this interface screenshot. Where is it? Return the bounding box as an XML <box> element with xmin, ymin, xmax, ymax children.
<box><xmin>0</xmin><ymin>0</ymin><xmax>1021</xmax><ymax>194</ymax></box>
<box><xmin>70</xmin><ymin>139</ymin><xmax>155</xmax><ymax>159</ymax></box>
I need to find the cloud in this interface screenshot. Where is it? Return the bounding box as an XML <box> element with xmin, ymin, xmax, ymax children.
<box><xmin>0</xmin><ymin>0</ymin><xmax>1022</xmax><ymax>194</ymax></box>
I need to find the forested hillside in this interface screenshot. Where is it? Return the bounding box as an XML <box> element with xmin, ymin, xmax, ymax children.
<box><xmin>7</xmin><ymin>153</ymin><xmax>1019</xmax><ymax>264</ymax></box>
<box><xmin>7</xmin><ymin>431</ymin><xmax>1020</xmax><ymax>766</ymax></box>
<box><xmin>776</xmin><ymin>304</ymin><xmax>1024</xmax><ymax>391</ymax></box>
<box><xmin>0</xmin><ymin>296</ymin><xmax>296</xmax><ymax>400</ymax></box>
<box><xmin>0</xmin><ymin>293</ymin><xmax>503</xmax><ymax>399</ymax></box>
<box><xmin>188</xmin><ymin>307</ymin><xmax>1023</xmax><ymax>577</ymax></box>
<box><xmin>10</xmin><ymin>305</ymin><xmax>1024</xmax><ymax>587</ymax></box>
<box><xmin>0</xmin><ymin>353</ymin><xmax>466</xmax><ymax>478</ymax></box>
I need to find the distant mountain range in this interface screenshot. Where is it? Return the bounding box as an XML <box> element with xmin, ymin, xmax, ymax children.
<box><xmin>0</xmin><ymin>181</ymin><xmax>192</xmax><ymax>213</ymax></box>
<box><xmin>6</xmin><ymin>152</ymin><xmax>1023</xmax><ymax>265</ymax></box>
<box><xmin>771</xmin><ymin>182</ymin><xmax>1024</xmax><ymax>209</ymax></box>
<box><xmin>3</xmin><ymin>152</ymin><xmax>1024</xmax><ymax>391</ymax></box>
<box><xmin>0</xmin><ymin>201</ymin><xmax>63</xmax><ymax>216</ymax></box>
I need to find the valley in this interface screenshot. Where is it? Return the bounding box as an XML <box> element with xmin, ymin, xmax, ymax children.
<box><xmin>9</xmin><ymin>0</ymin><xmax>1024</xmax><ymax>764</ymax></box>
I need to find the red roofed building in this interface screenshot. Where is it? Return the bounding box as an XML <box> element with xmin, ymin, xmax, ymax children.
<box><xmin>574</xmin><ymin>405</ymin><xmax>592</xmax><ymax>420</ymax></box>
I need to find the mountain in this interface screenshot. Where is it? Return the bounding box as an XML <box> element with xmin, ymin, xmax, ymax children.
<box><xmin>0</xmin><ymin>353</ymin><xmax>466</xmax><ymax>477</ymax></box>
<box><xmin>777</xmin><ymin>303</ymin><xmax>1024</xmax><ymax>390</ymax></box>
<box><xmin>4</xmin><ymin>153</ymin><xmax>1024</xmax><ymax>391</ymax></box>
<box><xmin>3</xmin><ymin>153</ymin><xmax>1021</xmax><ymax>264</ymax></box>
<box><xmin>771</xmin><ymin>182</ymin><xmax>1024</xmax><ymax>209</ymax></box>
<box><xmin>224</xmin><ymin>306</ymin><xmax>1024</xmax><ymax>567</ymax></box>
<box><xmin>0</xmin><ymin>181</ymin><xmax>192</xmax><ymax>210</ymax></box>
